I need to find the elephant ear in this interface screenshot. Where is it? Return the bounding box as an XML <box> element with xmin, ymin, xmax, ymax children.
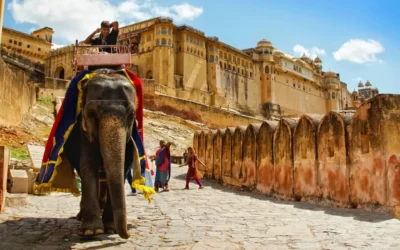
<box><xmin>79</xmin><ymin>78</ymin><xmax>91</xmax><ymax>109</ymax></box>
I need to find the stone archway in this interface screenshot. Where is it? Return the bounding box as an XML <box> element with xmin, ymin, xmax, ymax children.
<box><xmin>146</xmin><ymin>70</ymin><xmax>153</xmax><ymax>79</ymax></box>
<box><xmin>54</xmin><ymin>66</ymin><xmax>65</xmax><ymax>79</ymax></box>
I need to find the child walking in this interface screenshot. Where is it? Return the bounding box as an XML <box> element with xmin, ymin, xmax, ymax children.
<box><xmin>179</xmin><ymin>147</ymin><xmax>206</xmax><ymax>189</ymax></box>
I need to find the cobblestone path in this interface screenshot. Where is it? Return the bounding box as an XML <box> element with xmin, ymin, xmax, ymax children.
<box><xmin>0</xmin><ymin>165</ymin><xmax>399</xmax><ymax>249</ymax></box>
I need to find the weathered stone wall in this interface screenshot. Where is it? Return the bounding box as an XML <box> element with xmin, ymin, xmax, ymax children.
<box><xmin>242</xmin><ymin>124</ymin><xmax>257</xmax><ymax>188</ymax></box>
<box><xmin>256</xmin><ymin>121</ymin><xmax>277</xmax><ymax>194</ymax></box>
<box><xmin>348</xmin><ymin>95</ymin><xmax>400</xmax><ymax>209</ymax></box>
<box><xmin>0</xmin><ymin>146</ymin><xmax>10</xmax><ymax>213</ymax></box>
<box><xmin>221</xmin><ymin>128</ymin><xmax>235</xmax><ymax>185</ymax></box>
<box><xmin>37</xmin><ymin>77</ymin><xmax>70</xmax><ymax>98</ymax></box>
<box><xmin>231</xmin><ymin>126</ymin><xmax>246</xmax><ymax>186</ymax></box>
<box><xmin>212</xmin><ymin>129</ymin><xmax>224</xmax><ymax>181</ymax></box>
<box><xmin>273</xmin><ymin>118</ymin><xmax>297</xmax><ymax>199</ymax></box>
<box><xmin>194</xmin><ymin>94</ymin><xmax>400</xmax><ymax>217</ymax></box>
<box><xmin>204</xmin><ymin>130</ymin><xmax>214</xmax><ymax>178</ymax></box>
<box><xmin>293</xmin><ymin>114</ymin><xmax>324</xmax><ymax>200</ymax></box>
<box><xmin>144</xmin><ymin>82</ymin><xmax>264</xmax><ymax>129</ymax></box>
<box><xmin>318</xmin><ymin>111</ymin><xmax>353</xmax><ymax>205</ymax></box>
<box><xmin>0</xmin><ymin>59</ymin><xmax>36</xmax><ymax>127</ymax></box>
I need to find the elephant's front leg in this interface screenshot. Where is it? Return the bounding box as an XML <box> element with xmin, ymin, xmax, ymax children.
<box><xmin>78</xmin><ymin>131</ymin><xmax>104</xmax><ymax>237</ymax></box>
<box><xmin>102</xmin><ymin>189</ymin><xmax>115</xmax><ymax>234</ymax></box>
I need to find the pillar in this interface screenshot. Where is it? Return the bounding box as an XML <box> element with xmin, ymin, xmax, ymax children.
<box><xmin>0</xmin><ymin>0</ymin><xmax>5</xmax><ymax>44</ymax></box>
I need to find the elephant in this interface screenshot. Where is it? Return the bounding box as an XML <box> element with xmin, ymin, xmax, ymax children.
<box><xmin>63</xmin><ymin>68</ymin><xmax>141</xmax><ymax>239</ymax></box>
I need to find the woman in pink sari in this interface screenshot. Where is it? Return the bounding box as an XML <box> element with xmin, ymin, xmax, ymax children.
<box><xmin>152</xmin><ymin>140</ymin><xmax>171</xmax><ymax>192</ymax></box>
<box><xmin>179</xmin><ymin>147</ymin><xmax>205</xmax><ymax>189</ymax></box>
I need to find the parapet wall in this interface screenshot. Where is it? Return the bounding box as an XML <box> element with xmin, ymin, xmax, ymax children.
<box><xmin>194</xmin><ymin>94</ymin><xmax>400</xmax><ymax>216</ymax></box>
<box><xmin>0</xmin><ymin>59</ymin><xmax>36</xmax><ymax>127</ymax></box>
<box><xmin>143</xmin><ymin>80</ymin><xmax>264</xmax><ymax>128</ymax></box>
<box><xmin>38</xmin><ymin>77</ymin><xmax>70</xmax><ymax>98</ymax></box>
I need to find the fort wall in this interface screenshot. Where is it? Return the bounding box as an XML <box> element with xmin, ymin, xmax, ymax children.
<box><xmin>194</xmin><ymin>94</ymin><xmax>400</xmax><ymax>217</ymax></box>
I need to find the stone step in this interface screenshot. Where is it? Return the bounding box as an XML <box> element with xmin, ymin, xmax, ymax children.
<box><xmin>5</xmin><ymin>193</ymin><xmax>28</xmax><ymax>208</ymax></box>
<box><xmin>26</xmin><ymin>144</ymin><xmax>45</xmax><ymax>172</ymax></box>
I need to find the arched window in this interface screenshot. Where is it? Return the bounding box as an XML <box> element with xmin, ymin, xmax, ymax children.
<box><xmin>146</xmin><ymin>70</ymin><xmax>153</xmax><ymax>79</ymax></box>
<box><xmin>161</xmin><ymin>27</ymin><xmax>167</xmax><ymax>34</ymax></box>
<box><xmin>209</xmin><ymin>55</ymin><xmax>215</xmax><ymax>62</ymax></box>
<box><xmin>168</xmin><ymin>39</ymin><xmax>171</xmax><ymax>46</ymax></box>
<box><xmin>233</xmin><ymin>66</ymin><xmax>236</xmax><ymax>72</ymax></box>
<box><xmin>265</xmin><ymin>66</ymin><xmax>270</xmax><ymax>74</ymax></box>
<box><xmin>168</xmin><ymin>28</ymin><xmax>172</xmax><ymax>35</ymax></box>
<box><xmin>332</xmin><ymin>92</ymin><xmax>336</xmax><ymax>99</ymax></box>
<box><xmin>250</xmin><ymin>72</ymin><xmax>253</xmax><ymax>78</ymax></box>
<box><xmin>161</xmin><ymin>38</ymin><xmax>166</xmax><ymax>45</ymax></box>
<box><xmin>179</xmin><ymin>46</ymin><xmax>182</xmax><ymax>52</ymax></box>
<box><xmin>219</xmin><ymin>62</ymin><xmax>223</xmax><ymax>68</ymax></box>
<box><xmin>155</xmin><ymin>39</ymin><xmax>160</xmax><ymax>46</ymax></box>
<box><xmin>224</xmin><ymin>63</ymin><xmax>227</xmax><ymax>69</ymax></box>
<box><xmin>190</xmin><ymin>48</ymin><xmax>193</xmax><ymax>53</ymax></box>
<box><xmin>55</xmin><ymin>66</ymin><xmax>65</xmax><ymax>79</ymax></box>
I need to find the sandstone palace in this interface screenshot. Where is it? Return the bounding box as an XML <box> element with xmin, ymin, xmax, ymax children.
<box><xmin>6</xmin><ymin>17</ymin><xmax>378</xmax><ymax>118</ymax></box>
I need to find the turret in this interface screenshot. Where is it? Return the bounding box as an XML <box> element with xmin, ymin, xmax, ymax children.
<box><xmin>152</xmin><ymin>19</ymin><xmax>174</xmax><ymax>88</ymax></box>
<box><xmin>31</xmin><ymin>27</ymin><xmax>54</xmax><ymax>43</ymax></box>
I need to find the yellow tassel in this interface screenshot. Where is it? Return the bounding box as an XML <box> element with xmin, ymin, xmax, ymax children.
<box><xmin>132</xmin><ymin>177</ymin><xmax>156</xmax><ymax>203</ymax></box>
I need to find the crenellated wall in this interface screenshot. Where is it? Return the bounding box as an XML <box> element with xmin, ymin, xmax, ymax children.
<box><xmin>193</xmin><ymin>94</ymin><xmax>400</xmax><ymax>217</ymax></box>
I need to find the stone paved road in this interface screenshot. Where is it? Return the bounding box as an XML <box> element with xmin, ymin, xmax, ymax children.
<box><xmin>1</xmin><ymin>165</ymin><xmax>399</xmax><ymax>249</ymax></box>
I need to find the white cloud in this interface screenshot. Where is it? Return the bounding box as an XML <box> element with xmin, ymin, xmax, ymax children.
<box><xmin>293</xmin><ymin>44</ymin><xmax>326</xmax><ymax>59</ymax></box>
<box><xmin>8</xmin><ymin>0</ymin><xmax>203</xmax><ymax>44</ymax></box>
<box><xmin>333</xmin><ymin>39</ymin><xmax>384</xmax><ymax>64</ymax></box>
<box><xmin>152</xmin><ymin>3</ymin><xmax>203</xmax><ymax>22</ymax></box>
<box><xmin>352</xmin><ymin>77</ymin><xmax>363</xmax><ymax>83</ymax></box>
<box><xmin>51</xmin><ymin>44</ymin><xmax>66</xmax><ymax>50</ymax></box>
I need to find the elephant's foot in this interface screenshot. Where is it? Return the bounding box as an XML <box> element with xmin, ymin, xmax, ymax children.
<box><xmin>75</xmin><ymin>210</ymin><xmax>83</xmax><ymax>221</ymax></box>
<box><xmin>103</xmin><ymin>220</ymin><xmax>116</xmax><ymax>234</ymax></box>
<box><xmin>78</xmin><ymin>216</ymin><xmax>104</xmax><ymax>237</ymax></box>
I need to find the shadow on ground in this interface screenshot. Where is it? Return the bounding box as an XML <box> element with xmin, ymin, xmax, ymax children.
<box><xmin>174</xmin><ymin>172</ymin><xmax>395</xmax><ymax>223</ymax></box>
<box><xmin>0</xmin><ymin>217</ymin><xmax>133</xmax><ymax>250</ymax></box>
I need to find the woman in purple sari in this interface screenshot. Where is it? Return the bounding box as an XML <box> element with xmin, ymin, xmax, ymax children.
<box><xmin>152</xmin><ymin>140</ymin><xmax>171</xmax><ymax>192</ymax></box>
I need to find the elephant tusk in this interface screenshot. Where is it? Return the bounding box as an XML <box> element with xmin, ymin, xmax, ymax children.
<box><xmin>82</xmin><ymin>116</ymin><xmax>88</xmax><ymax>132</ymax></box>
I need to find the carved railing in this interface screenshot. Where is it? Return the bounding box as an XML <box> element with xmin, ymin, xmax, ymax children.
<box><xmin>72</xmin><ymin>40</ymin><xmax>132</xmax><ymax>75</ymax></box>
<box><xmin>154</xmin><ymin>83</ymin><xmax>167</xmax><ymax>95</ymax></box>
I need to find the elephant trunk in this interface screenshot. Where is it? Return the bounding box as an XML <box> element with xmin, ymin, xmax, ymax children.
<box><xmin>99</xmin><ymin>116</ymin><xmax>129</xmax><ymax>239</ymax></box>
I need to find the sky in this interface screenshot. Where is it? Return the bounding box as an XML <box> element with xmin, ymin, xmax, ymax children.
<box><xmin>3</xmin><ymin>0</ymin><xmax>399</xmax><ymax>94</ymax></box>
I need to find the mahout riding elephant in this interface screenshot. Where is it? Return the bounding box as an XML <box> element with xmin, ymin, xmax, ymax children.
<box><xmin>63</xmin><ymin>68</ymin><xmax>142</xmax><ymax>239</ymax></box>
